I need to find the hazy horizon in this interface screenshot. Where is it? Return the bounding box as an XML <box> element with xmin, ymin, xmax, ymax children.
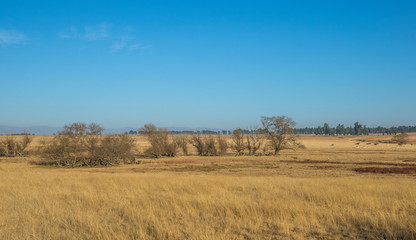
<box><xmin>1</xmin><ymin>1</ymin><xmax>415</xmax><ymax>128</ymax></box>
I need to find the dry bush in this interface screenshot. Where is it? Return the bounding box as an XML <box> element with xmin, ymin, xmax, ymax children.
<box><xmin>231</xmin><ymin>128</ymin><xmax>245</xmax><ymax>155</ymax></box>
<box><xmin>139</xmin><ymin>124</ymin><xmax>177</xmax><ymax>157</ymax></box>
<box><xmin>40</xmin><ymin>134</ymin><xmax>135</xmax><ymax>167</ymax></box>
<box><xmin>174</xmin><ymin>135</ymin><xmax>189</xmax><ymax>155</ymax></box>
<box><xmin>59</xmin><ymin>122</ymin><xmax>104</xmax><ymax>135</ymax></box>
<box><xmin>88</xmin><ymin>134</ymin><xmax>136</xmax><ymax>165</ymax></box>
<box><xmin>392</xmin><ymin>133</ymin><xmax>409</xmax><ymax>145</ymax></box>
<box><xmin>39</xmin><ymin>123</ymin><xmax>135</xmax><ymax>167</ymax></box>
<box><xmin>190</xmin><ymin>134</ymin><xmax>206</xmax><ymax>156</ymax></box>
<box><xmin>190</xmin><ymin>134</ymin><xmax>219</xmax><ymax>156</ymax></box>
<box><xmin>206</xmin><ymin>136</ymin><xmax>217</xmax><ymax>156</ymax></box>
<box><xmin>216</xmin><ymin>135</ymin><xmax>228</xmax><ymax>154</ymax></box>
<box><xmin>246</xmin><ymin>127</ymin><xmax>263</xmax><ymax>155</ymax></box>
<box><xmin>0</xmin><ymin>135</ymin><xmax>32</xmax><ymax>157</ymax></box>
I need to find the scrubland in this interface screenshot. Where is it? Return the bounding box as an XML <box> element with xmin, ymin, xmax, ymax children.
<box><xmin>1</xmin><ymin>134</ymin><xmax>416</xmax><ymax>239</ymax></box>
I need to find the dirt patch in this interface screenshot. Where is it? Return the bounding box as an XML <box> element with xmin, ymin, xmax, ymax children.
<box><xmin>354</xmin><ymin>167</ymin><xmax>416</xmax><ymax>174</ymax></box>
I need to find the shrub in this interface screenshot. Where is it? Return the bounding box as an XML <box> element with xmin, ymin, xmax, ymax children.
<box><xmin>392</xmin><ymin>133</ymin><xmax>409</xmax><ymax>145</ymax></box>
<box><xmin>0</xmin><ymin>135</ymin><xmax>32</xmax><ymax>157</ymax></box>
<box><xmin>190</xmin><ymin>134</ymin><xmax>207</xmax><ymax>156</ymax></box>
<box><xmin>174</xmin><ymin>135</ymin><xmax>189</xmax><ymax>155</ymax></box>
<box><xmin>139</xmin><ymin>124</ymin><xmax>177</xmax><ymax>157</ymax></box>
<box><xmin>246</xmin><ymin>128</ymin><xmax>263</xmax><ymax>155</ymax></box>
<box><xmin>190</xmin><ymin>134</ymin><xmax>221</xmax><ymax>156</ymax></box>
<box><xmin>217</xmin><ymin>135</ymin><xmax>228</xmax><ymax>154</ymax></box>
<box><xmin>39</xmin><ymin>123</ymin><xmax>135</xmax><ymax>167</ymax></box>
<box><xmin>232</xmin><ymin>129</ymin><xmax>245</xmax><ymax>155</ymax></box>
<box><xmin>206</xmin><ymin>136</ymin><xmax>217</xmax><ymax>156</ymax></box>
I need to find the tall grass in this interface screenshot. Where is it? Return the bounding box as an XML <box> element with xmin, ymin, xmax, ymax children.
<box><xmin>1</xmin><ymin>166</ymin><xmax>415</xmax><ymax>239</ymax></box>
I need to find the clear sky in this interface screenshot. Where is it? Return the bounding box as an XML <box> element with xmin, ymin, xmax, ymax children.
<box><xmin>1</xmin><ymin>0</ymin><xmax>415</xmax><ymax>129</ymax></box>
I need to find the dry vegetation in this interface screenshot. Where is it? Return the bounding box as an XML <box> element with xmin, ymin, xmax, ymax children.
<box><xmin>1</xmin><ymin>133</ymin><xmax>416</xmax><ymax>239</ymax></box>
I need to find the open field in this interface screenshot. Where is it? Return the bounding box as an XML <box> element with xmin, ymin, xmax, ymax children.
<box><xmin>1</xmin><ymin>134</ymin><xmax>416</xmax><ymax>239</ymax></box>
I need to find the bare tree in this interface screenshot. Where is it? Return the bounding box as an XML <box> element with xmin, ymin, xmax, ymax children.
<box><xmin>139</xmin><ymin>124</ymin><xmax>177</xmax><ymax>157</ymax></box>
<box><xmin>261</xmin><ymin>116</ymin><xmax>303</xmax><ymax>155</ymax></box>
<box><xmin>206</xmin><ymin>136</ymin><xmax>217</xmax><ymax>156</ymax></box>
<box><xmin>59</xmin><ymin>122</ymin><xmax>104</xmax><ymax>135</ymax></box>
<box><xmin>190</xmin><ymin>134</ymin><xmax>219</xmax><ymax>156</ymax></box>
<box><xmin>0</xmin><ymin>135</ymin><xmax>32</xmax><ymax>157</ymax></box>
<box><xmin>174</xmin><ymin>135</ymin><xmax>189</xmax><ymax>155</ymax></box>
<box><xmin>88</xmin><ymin>123</ymin><xmax>104</xmax><ymax>135</ymax></box>
<box><xmin>392</xmin><ymin>133</ymin><xmax>409</xmax><ymax>145</ymax></box>
<box><xmin>246</xmin><ymin>126</ymin><xmax>263</xmax><ymax>155</ymax></box>
<box><xmin>217</xmin><ymin>135</ymin><xmax>228</xmax><ymax>154</ymax></box>
<box><xmin>60</xmin><ymin>122</ymin><xmax>88</xmax><ymax>135</ymax></box>
<box><xmin>190</xmin><ymin>134</ymin><xmax>207</xmax><ymax>156</ymax></box>
<box><xmin>232</xmin><ymin>128</ymin><xmax>245</xmax><ymax>155</ymax></box>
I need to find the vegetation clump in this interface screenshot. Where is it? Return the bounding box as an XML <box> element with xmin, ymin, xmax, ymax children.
<box><xmin>0</xmin><ymin>135</ymin><xmax>32</xmax><ymax>157</ymax></box>
<box><xmin>139</xmin><ymin>124</ymin><xmax>178</xmax><ymax>157</ymax></box>
<box><xmin>261</xmin><ymin>116</ymin><xmax>305</xmax><ymax>155</ymax></box>
<box><xmin>39</xmin><ymin>123</ymin><xmax>135</xmax><ymax>167</ymax></box>
<box><xmin>392</xmin><ymin>133</ymin><xmax>409</xmax><ymax>145</ymax></box>
<box><xmin>189</xmin><ymin>134</ymin><xmax>229</xmax><ymax>156</ymax></box>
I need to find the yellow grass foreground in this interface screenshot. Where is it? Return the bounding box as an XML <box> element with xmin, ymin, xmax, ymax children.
<box><xmin>1</xmin><ymin>134</ymin><xmax>416</xmax><ymax>239</ymax></box>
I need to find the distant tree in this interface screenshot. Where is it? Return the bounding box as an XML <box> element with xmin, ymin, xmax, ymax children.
<box><xmin>190</xmin><ymin>134</ymin><xmax>219</xmax><ymax>156</ymax></box>
<box><xmin>217</xmin><ymin>135</ymin><xmax>228</xmax><ymax>154</ymax></box>
<box><xmin>59</xmin><ymin>122</ymin><xmax>104</xmax><ymax>135</ymax></box>
<box><xmin>363</xmin><ymin>125</ymin><xmax>368</xmax><ymax>136</ymax></box>
<box><xmin>315</xmin><ymin>126</ymin><xmax>323</xmax><ymax>135</ymax></box>
<box><xmin>205</xmin><ymin>136</ymin><xmax>217</xmax><ymax>156</ymax></box>
<box><xmin>323</xmin><ymin>123</ymin><xmax>331</xmax><ymax>136</ymax></box>
<box><xmin>392</xmin><ymin>133</ymin><xmax>409</xmax><ymax>145</ymax></box>
<box><xmin>190</xmin><ymin>134</ymin><xmax>206</xmax><ymax>156</ymax></box>
<box><xmin>399</xmin><ymin>126</ymin><xmax>406</xmax><ymax>134</ymax></box>
<box><xmin>139</xmin><ymin>124</ymin><xmax>177</xmax><ymax>157</ymax></box>
<box><xmin>336</xmin><ymin>124</ymin><xmax>345</xmax><ymax>136</ymax></box>
<box><xmin>60</xmin><ymin>122</ymin><xmax>87</xmax><ymax>135</ymax></box>
<box><xmin>174</xmin><ymin>135</ymin><xmax>189</xmax><ymax>155</ymax></box>
<box><xmin>88</xmin><ymin>123</ymin><xmax>104</xmax><ymax>135</ymax></box>
<box><xmin>354</xmin><ymin>122</ymin><xmax>362</xmax><ymax>135</ymax></box>
<box><xmin>246</xmin><ymin>126</ymin><xmax>263</xmax><ymax>155</ymax></box>
<box><xmin>232</xmin><ymin>128</ymin><xmax>245</xmax><ymax>155</ymax></box>
<box><xmin>390</xmin><ymin>126</ymin><xmax>398</xmax><ymax>135</ymax></box>
<box><xmin>261</xmin><ymin>116</ymin><xmax>304</xmax><ymax>155</ymax></box>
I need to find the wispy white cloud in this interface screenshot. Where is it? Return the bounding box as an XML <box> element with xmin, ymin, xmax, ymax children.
<box><xmin>0</xmin><ymin>30</ymin><xmax>27</xmax><ymax>44</ymax></box>
<box><xmin>84</xmin><ymin>23</ymin><xmax>111</xmax><ymax>40</ymax></box>
<box><xmin>59</xmin><ymin>23</ymin><xmax>111</xmax><ymax>40</ymax></box>
<box><xmin>58</xmin><ymin>26</ymin><xmax>79</xmax><ymax>39</ymax></box>
<box><xmin>129</xmin><ymin>44</ymin><xmax>151</xmax><ymax>51</ymax></box>
<box><xmin>112</xmin><ymin>36</ymin><xmax>151</xmax><ymax>52</ymax></box>
<box><xmin>60</xmin><ymin>23</ymin><xmax>151</xmax><ymax>52</ymax></box>
<box><xmin>111</xmin><ymin>36</ymin><xmax>129</xmax><ymax>52</ymax></box>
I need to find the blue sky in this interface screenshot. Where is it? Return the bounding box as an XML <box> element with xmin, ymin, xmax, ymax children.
<box><xmin>1</xmin><ymin>0</ymin><xmax>415</xmax><ymax>129</ymax></box>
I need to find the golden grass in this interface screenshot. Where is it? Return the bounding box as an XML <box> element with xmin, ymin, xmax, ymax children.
<box><xmin>1</xmin><ymin>134</ymin><xmax>416</xmax><ymax>239</ymax></box>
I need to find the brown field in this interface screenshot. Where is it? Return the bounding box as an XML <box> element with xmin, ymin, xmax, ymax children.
<box><xmin>1</xmin><ymin>134</ymin><xmax>416</xmax><ymax>239</ymax></box>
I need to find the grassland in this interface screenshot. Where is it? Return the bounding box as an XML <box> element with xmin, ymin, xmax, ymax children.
<box><xmin>1</xmin><ymin>134</ymin><xmax>416</xmax><ymax>239</ymax></box>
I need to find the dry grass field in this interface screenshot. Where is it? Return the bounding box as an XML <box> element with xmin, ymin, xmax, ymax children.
<box><xmin>1</xmin><ymin>134</ymin><xmax>416</xmax><ymax>239</ymax></box>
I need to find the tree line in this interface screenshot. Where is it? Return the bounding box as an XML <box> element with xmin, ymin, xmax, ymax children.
<box><xmin>128</xmin><ymin>123</ymin><xmax>415</xmax><ymax>136</ymax></box>
<box><xmin>6</xmin><ymin>115</ymin><xmax>303</xmax><ymax>167</ymax></box>
<box><xmin>296</xmin><ymin>122</ymin><xmax>416</xmax><ymax>136</ymax></box>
